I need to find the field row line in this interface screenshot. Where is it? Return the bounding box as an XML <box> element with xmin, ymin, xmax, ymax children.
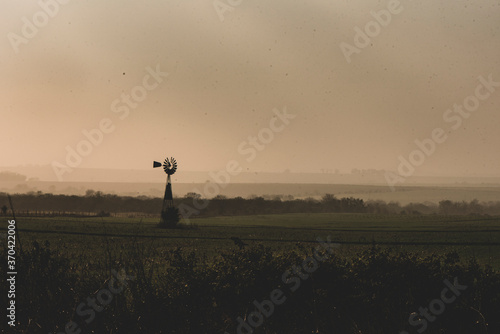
<box><xmin>204</xmin><ymin>225</ymin><xmax>500</xmax><ymax>233</ymax></box>
<box><xmin>10</xmin><ymin>228</ymin><xmax>500</xmax><ymax>246</ymax></box>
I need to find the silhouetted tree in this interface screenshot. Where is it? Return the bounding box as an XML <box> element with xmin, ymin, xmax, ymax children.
<box><xmin>439</xmin><ymin>200</ymin><xmax>454</xmax><ymax>215</ymax></box>
<box><xmin>158</xmin><ymin>207</ymin><xmax>181</xmax><ymax>228</ymax></box>
<box><xmin>85</xmin><ymin>189</ymin><xmax>95</xmax><ymax>197</ymax></box>
<box><xmin>184</xmin><ymin>192</ymin><xmax>202</xmax><ymax>200</ymax></box>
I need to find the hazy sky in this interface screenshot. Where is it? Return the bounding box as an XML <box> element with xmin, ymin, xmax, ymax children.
<box><xmin>1</xmin><ymin>0</ymin><xmax>499</xmax><ymax>178</ymax></box>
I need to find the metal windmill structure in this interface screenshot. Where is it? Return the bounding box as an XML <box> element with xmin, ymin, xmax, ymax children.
<box><xmin>153</xmin><ymin>157</ymin><xmax>178</xmax><ymax>224</ymax></box>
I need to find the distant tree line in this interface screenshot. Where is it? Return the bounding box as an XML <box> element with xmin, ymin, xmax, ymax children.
<box><xmin>0</xmin><ymin>171</ymin><xmax>27</xmax><ymax>182</ymax></box>
<box><xmin>1</xmin><ymin>191</ymin><xmax>500</xmax><ymax>217</ymax></box>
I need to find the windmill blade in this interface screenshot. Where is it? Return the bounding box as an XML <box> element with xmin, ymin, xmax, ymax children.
<box><xmin>156</xmin><ymin>156</ymin><xmax>178</xmax><ymax>175</ymax></box>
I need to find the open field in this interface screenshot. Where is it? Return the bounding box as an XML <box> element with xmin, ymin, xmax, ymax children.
<box><xmin>7</xmin><ymin>212</ymin><xmax>500</xmax><ymax>269</ymax></box>
<box><xmin>3</xmin><ymin>212</ymin><xmax>500</xmax><ymax>333</ymax></box>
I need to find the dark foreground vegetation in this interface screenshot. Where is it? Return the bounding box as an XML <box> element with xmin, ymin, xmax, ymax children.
<box><xmin>2</xmin><ymin>240</ymin><xmax>499</xmax><ymax>334</ymax></box>
<box><xmin>2</xmin><ymin>191</ymin><xmax>500</xmax><ymax>218</ymax></box>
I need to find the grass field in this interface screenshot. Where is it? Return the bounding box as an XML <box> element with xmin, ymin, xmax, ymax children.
<box><xmin>7</xmin><ymin>212</ymin><xmax>500</xmax><ymax>269</ymax></box>
<box><xmin>4</xmin><ymin>212</ymin><xmax>500</xmax><ymax>333</ymax></box>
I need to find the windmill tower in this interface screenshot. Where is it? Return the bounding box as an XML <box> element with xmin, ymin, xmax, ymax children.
<box><xmin>153</xmin><ymin>157</ymin><xmax>178</xmax><ymax>226</ymax></box>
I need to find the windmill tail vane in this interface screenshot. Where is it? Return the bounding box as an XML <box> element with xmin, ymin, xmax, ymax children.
<box><xmin>153</xmin><ymin>157</ymin><xmax>177</xmax><ymax>175</ymax></box>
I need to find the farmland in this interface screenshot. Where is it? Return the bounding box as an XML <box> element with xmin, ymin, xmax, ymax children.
<box><xmin>2</xmin><ymin>212</ymin><xmax>500</xmax><ymax>333</ymax></box>
<box><xmin>10</xmin><ymin>212</ymin><xmax>500</xmax><ymax>269</ymax></box>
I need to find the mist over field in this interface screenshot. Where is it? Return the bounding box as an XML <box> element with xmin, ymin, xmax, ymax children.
<box><xmin>2</xmin><ymin>166</ymin><xmax>500</xmax><ymax>205</ymax></box>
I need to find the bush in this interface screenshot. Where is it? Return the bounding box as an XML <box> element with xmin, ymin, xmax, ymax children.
<box><xmin>2</xmin><ymin>242</ymin><xmax>500</xmax><ymax>333</ymax></box>
<box><xmin>158</xmin><ymin>206</ymin><xmax>180</xmax><ymax>228</ymax></box>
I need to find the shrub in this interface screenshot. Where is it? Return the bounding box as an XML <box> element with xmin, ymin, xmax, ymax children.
<box><xmin>158</xmin><ymin>206</ymin><xmax>180</xmax><ymax>228</ymax></box>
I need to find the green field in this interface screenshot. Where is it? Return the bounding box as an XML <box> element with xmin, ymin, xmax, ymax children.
<box><xmin>4</xmin><ymin>212</ymin><xmax>500</xmax><ymax>333</ymax></box>
<box><xmin>8</xmin><ymin>212</ymin><xmax>500</xmax><ymax>269</ymax></box>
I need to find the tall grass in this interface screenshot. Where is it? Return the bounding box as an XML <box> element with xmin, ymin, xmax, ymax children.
<box><xmin>2</xmin><ymin>237</ymin><xmax>499</xmax><ymax>333</ymax></box>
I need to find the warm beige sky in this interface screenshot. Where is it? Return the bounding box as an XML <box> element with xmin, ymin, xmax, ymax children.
<box><xmin>1</xmin><ymin>0</ymin><xmax>499</xmax><ymax>178</ymax></box>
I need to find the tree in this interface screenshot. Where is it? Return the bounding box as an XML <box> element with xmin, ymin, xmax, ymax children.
<box><xmin>85</xmin><ymin>189</ymin><xmax>96</xmax><ymax>197</ymax></box>
<box><xmin>213</xmin><ymin>195</ymin><xmax>227</xmax><ymax>200</ymax></box>
<box><xmin>321</xmin><ymin>193</ymin><xmax>339</xmax><ymax>212</ymax></box>
<box><xmin>158</xmin><ymin>207</ymin><xmax>181</xmax><ymax>229</ymax></box>
<box><xmin>439</xmin><ymin>200</ymin><xmax>453</xmax><ymax>215</ymax></box>
<box><xmin>184</xmin><ymin>192</ymin><xmax>201</xmax><ymax>200</ymax></box>
<box><xmin>321</xmin><ymin>193</ymin><xmax>337</xmax><ymax>203</ymax></box>
<box><xmin>468</xmin><ymin>199</ymin><xmax>482</xmax><ymax>214</ymax></box>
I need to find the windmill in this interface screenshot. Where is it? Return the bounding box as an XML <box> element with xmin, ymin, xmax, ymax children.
<box><xmin>153</xmin><ymin>157</ymin><xmax>178</xmax><ymax>226</ymax></box>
